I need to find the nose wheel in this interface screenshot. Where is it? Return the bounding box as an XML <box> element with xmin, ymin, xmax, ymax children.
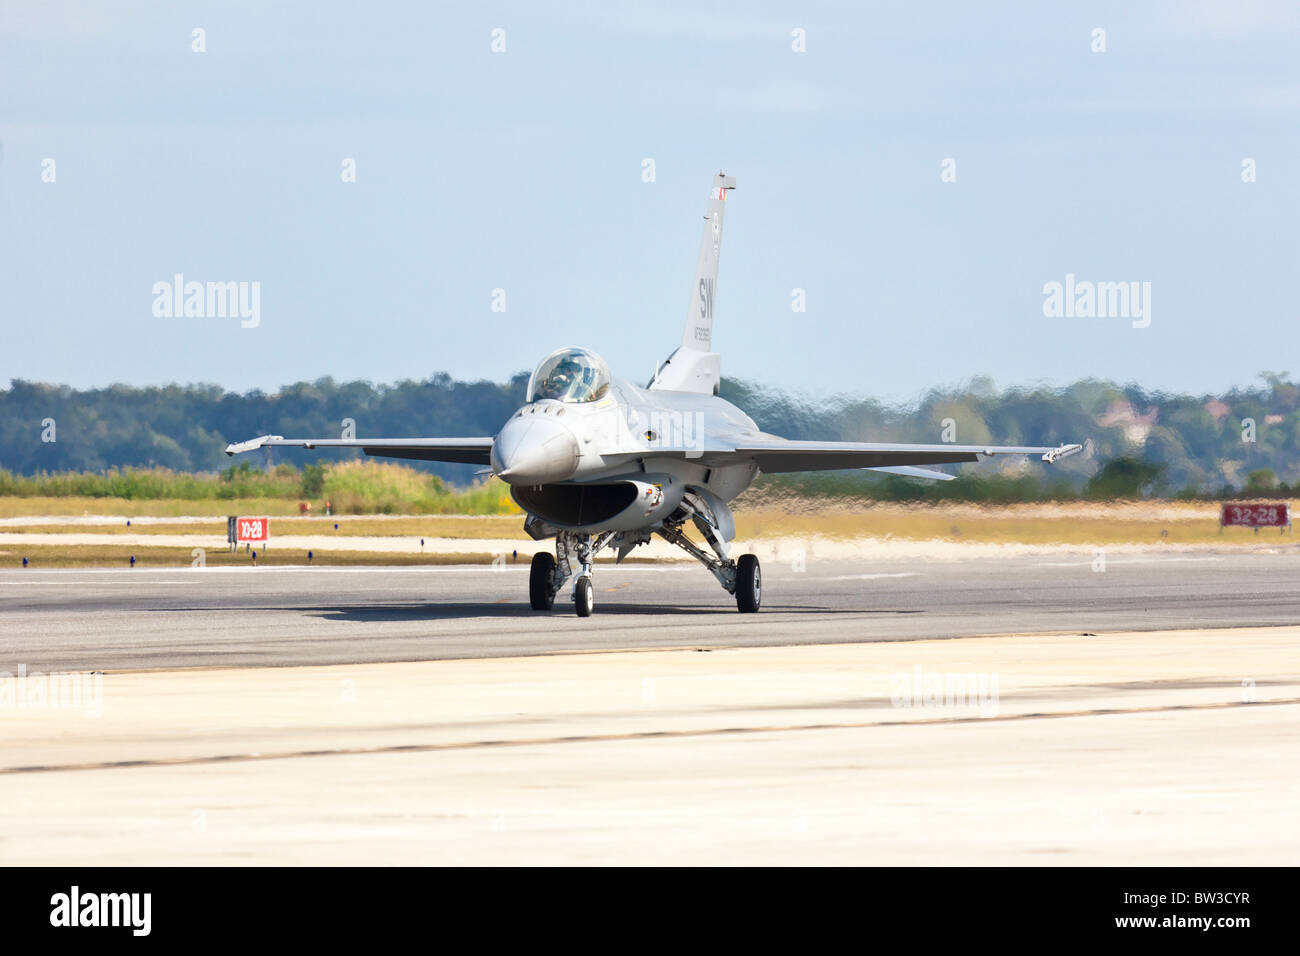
<box><xmin>529</xmin><ymin>531</ymin><xmax>615</xmax><ymax>615</ymax></box>
<box><xmin>574</xmin><ymin>576</ymin><xmax>594</xmax><ymax>617</ymax></box>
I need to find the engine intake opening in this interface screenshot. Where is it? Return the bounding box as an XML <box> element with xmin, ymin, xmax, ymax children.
<box><xmin>511</xmin><ymin>482</ymin><xmax>639</xmax><ymax>528</ymax></box>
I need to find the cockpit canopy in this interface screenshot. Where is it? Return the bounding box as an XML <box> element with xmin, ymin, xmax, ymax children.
<box><xmin>526</xmin><ymin>347</ymin><xmax>611</xmax><ymax>404</ymax></box>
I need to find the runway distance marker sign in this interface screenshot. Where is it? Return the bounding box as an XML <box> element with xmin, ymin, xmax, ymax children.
<box><xmin>236</xmin><ymin>517</ymin><xmax>269</xmax><ymax>543</ymax></box>
<box><xmin>1221</xmin><ymin>503</ymin><xmax>1289</xmax><ymax>528</ymax></box>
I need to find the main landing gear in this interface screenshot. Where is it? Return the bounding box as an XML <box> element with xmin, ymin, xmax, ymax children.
<box><xmin>529</xmin><ymin>552</ymin><xmax>556</xmax><ymax>610</ymax></box>
<box><xmin>656</xmin><ymin>510</ymin><xmax>761</xmax><ymax>614</ymax></box>
<box><xmin>735</xmin><ymin>553</ymin><xmax>761</xmax><ymax>613</ymax></box>
<box><xmin>528</xmin><ymin>512</ymin><xmax>762</xmax><ymax>617</ymax></box>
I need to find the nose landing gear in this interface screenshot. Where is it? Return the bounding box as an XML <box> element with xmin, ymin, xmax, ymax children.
<box><xmin>530</xmin><ymin>531</ymin><xmax>614</xmax><ymax>617</ymax></box>
<box><xmin>574</xmin><ymin>575</ymin><xmax>594</xmax><ymax>617</ymax></box>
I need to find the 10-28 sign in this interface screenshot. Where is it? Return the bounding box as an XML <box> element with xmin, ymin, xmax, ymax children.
<box><xmin>237</xmin><ymin>517</ymin><xmax>269</xmax><ymax>542</ymax></box>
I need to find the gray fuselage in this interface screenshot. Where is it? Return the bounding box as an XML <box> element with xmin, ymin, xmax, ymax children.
<box><xmin>490</xmin><ymin>376</ymin><xmax>761</xmax><ymax>533</ymax></box>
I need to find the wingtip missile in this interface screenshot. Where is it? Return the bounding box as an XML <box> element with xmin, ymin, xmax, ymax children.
<box><xmin>225</xmin><ymin>434</ymin><xmax>284</xmax><ymax>456</ymax></box>
<box><xmin>1041</xmin><ymin>443</ymin><xmax>1083</xmax><ymax>464</ymax></box>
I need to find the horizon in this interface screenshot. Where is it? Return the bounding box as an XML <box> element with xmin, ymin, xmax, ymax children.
<box><xmin>3</xmin><ymin>366</ymin><xmax>1294</xmax><ymax>408</ymax></box>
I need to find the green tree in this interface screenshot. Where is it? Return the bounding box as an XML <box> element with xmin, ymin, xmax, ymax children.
<box><xmin>1245</xmin><ymin>468</ymin><xmax>1278</xmax><ymax>494</ymax></box>
<box><xmin>1086</xmin><ymin>457</ymin><xmax>1165</xmax><ymax>499</ymax></box>
<box><xmin>300</xmin><ymin>463</ymin><xmax>326</xmax><ymax>497</ymax></box>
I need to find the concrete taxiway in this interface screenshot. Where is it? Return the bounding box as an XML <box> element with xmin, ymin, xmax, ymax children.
<box><xmin>0</xmin><ymin>627</ymin><xmax>1296</xmax><ymax>865</ymax></box>
<box><xmin>2</xmin><ymin>550</ymin><xmax>1297</xmax><ymax>865</ymax></box>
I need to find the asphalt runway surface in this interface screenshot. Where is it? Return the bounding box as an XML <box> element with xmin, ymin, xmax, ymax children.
<box><xmin>2</xmin><ymin>550</ymin><xmax>1298</xmax><ymax>671</ymax></box>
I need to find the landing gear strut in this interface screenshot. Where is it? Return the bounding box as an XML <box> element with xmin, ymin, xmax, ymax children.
<box><xmin>656</xmin><ymin>507</ymin><xmax>762</xmax><ymax>613</ymax></box>
<box><xmin>529</xmin><ymin>530</ymin><xmax>614</xmax><ymax>617</ymax></box>
<box><xmin>528</xmin><ymin>515</ymin><xmax>761</xmax><ymax>615</ymax></box>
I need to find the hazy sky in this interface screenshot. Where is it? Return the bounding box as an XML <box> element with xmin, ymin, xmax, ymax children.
<box><xmin>2</xmin><ymin>1</ymin><xmax>1298</xmax><ymax>403</ymax></box>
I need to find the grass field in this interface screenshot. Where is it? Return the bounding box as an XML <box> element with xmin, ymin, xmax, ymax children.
<box><xmin>0</xmin><ymin>514</ymin><xmax>524</xmax><ymax>538</ymax></box>
<box><xmin>732</xmin><ymin>500</ymin><xmax>1294</xmax><ymax>547</ymax></box>
<box><xmin>0</xmin><ymin>493</ymin><xmax>522</xmax><ymax>519</ymax></box>
<box><xmin>3</xmin><ymin>500</ymin><xmax>1289</xmax><ymax>547</ymax></box>
<box><xmin>1</xmin><ymin>498</ymin><xmax>1295</xmax><ymax>571</ymax></box>
<box><xmin>0</xmin><ymin>496</ymin><xmax>320</xmax><ymax>517</ymax></box>
<box><xmin>0</xmin><ymin>462</ymin><xmax>521</xmax><ymax>517</ymax></box>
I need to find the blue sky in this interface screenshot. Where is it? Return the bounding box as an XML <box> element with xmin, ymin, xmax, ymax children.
<box><xmin>2</xmin><ymin>1</ymin><xmax>1298</xmax><ymax>403</ymax></box>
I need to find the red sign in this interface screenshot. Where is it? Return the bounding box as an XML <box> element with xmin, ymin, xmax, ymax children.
<box><xmin>1221</xmin><ymin>503</ymin><xmax>1289</xmax><ymax>528</ymax></box>
<box><xmin>236</xmin><ymin>517</ymin><xmax>269</xmax><ymax>542</ymax></box>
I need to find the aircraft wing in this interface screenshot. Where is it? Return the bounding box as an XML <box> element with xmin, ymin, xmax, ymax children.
<box><xmin>727</xmin><ymin>440</ymin><xmax>1082</xmax><ymax>475</ymax></box>
<box><xmin>224</xmin><ymin>435</ymin><xmax>494</xmax><ymax>465</ymax></box>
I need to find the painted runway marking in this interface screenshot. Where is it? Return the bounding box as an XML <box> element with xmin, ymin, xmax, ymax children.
<box><xmin>4</xmin><ymin>696</ymin><xmax>1295</xmax><ymax>777</ymax></box>
<box><xmin>1038</xmin><ymin>557</ymin><xmax>1226</xmax><ymax>567</ymax></box>
<box><xmin>825</xmin><ymin>572</ymin><xmax>920</xmax><ymax>581</ymax></box>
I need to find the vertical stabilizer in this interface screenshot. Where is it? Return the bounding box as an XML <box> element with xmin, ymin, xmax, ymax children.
<box><xmin>682</xmin><ymin>171</ymin><xmax>735</xmax><ymax>351</ymax></box>
<box><xmin>651</xmin><ymin>172</ymin><xmax>734</xmax><ymax>394</ymax></box>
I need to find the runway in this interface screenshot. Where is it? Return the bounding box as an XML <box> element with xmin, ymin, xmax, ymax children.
<box><xmin>2</xmin><ymin>549</ymin><xmax>1299</xmax><ymax>864</ymax></box>
<box><xmin>1</xmin><ymin>550</ymin><xmax>1298</xmax><ymax>671</ymax></box>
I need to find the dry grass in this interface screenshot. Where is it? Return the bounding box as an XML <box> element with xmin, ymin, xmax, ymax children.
<box><xmin>0</xmin><ymin>497</ymin><xmax>313</xmax><ymax>517</ymax></box>
<box><xmin>0</xmin><ymin>515</ymin><xmax>525</xmax><ymax>538</ymax></box>
<box><xmin>733</xmin><ymin>500</ymin><xmax>1290</xmax><ymax>546</ymax></box>
<box><xmin>3</xmin><ymin>500</ymin><xmax>1292</xmax><ymax>550</ymax></box>
<box><xmin>0</xmin><ymin>481</ymin><xmax>521</xmax><ymax>519</ymax></box>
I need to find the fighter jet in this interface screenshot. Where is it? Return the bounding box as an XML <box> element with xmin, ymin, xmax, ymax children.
<box><xmin>227</xmin><ymin>172</ymin><xmax>1080</xmax><ymax>616</ymax></box>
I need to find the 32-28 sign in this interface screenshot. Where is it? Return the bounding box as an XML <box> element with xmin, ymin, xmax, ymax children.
<box><xmin>1221</xmin><ymin>503</ymin><xmax>1289</xmax><ymax>528</ymax></box>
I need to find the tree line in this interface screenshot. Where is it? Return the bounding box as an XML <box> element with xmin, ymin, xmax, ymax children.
<box><xmin>2</xmin><ymin>372</ymin><xmax>1298</xmax><ymax>499</ymax></box>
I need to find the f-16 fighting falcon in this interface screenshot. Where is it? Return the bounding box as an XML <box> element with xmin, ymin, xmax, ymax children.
<box><xmin>227</xmin><ymin>173</ymin><xmax>1081</xmax><ymax>616</ymax></box>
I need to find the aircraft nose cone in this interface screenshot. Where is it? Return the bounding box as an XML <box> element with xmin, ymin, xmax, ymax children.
<box><xmin>492</xmin><ymin>414</ymin><xmax>580</xmax><ymax>485</ymax></box>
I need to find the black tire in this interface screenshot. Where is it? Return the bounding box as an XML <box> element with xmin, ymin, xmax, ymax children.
<box><xmin>574</xmin><ymin>576</ymin><xmax>594</xmax><ymax>617</ymax></box>
<box><xmin>735</xmin><ymin>554</ymin><xmax>761</xmax><ymax>613</ymax></box>
<box><xmin>530</xmin><ymin>552</ymin><xmax>556</xmax><ymax>610</ymax></box>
